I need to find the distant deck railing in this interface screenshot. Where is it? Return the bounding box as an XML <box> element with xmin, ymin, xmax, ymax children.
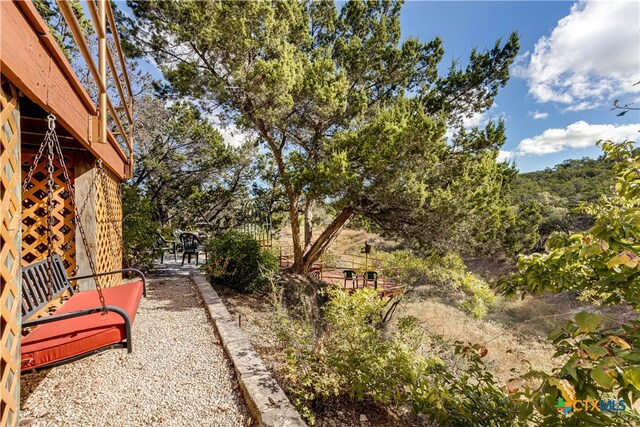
<box><xmin>279</xmin><ymin>249</ymin><xmax>405</xmax><ymax>296</ymax></box>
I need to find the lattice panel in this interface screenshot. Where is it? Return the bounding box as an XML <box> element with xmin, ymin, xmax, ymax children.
<box><xmin>96</xmin><ymin>166</ymin><xmax>122</xmax><ymax>287</ymax></box>
<box><xmin>21</xmin><ymin>151</ymin><xmax>76</xmax><ymax>276</ymax></box>
<box><xmin>1</xmin><ymin>76</ymin><xmax>22</xmax><ymax>427</ymax></box>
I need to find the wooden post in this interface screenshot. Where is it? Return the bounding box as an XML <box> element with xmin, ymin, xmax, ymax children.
<box><xmin>1</xmin><ymin>76</ymin><xmax>22</xmax><ymax>427</ymax></box>
<box><xmin>74</xmin><ymin>158</ymin><xmax>98</xmax><ymax>291</ymax></box>
<box><xmin>128</xmin><ymin>95</ymin><xmax>134</xmax><ymax>178</ymax></box>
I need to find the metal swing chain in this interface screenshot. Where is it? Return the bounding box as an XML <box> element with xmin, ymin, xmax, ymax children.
<box><xmin>49</xmin><ymin>115</ymin><xmax>108</xmax><ymax>313</ymax></box>
<box><xmin>21</xmin><ymin>134</ymin><xmax>48</xmax><ymax>193</ymax></box>
<box><xmin>45</xmin><ymin>116</ymin><xmax>56</xmax><ymax>300</ymax></box>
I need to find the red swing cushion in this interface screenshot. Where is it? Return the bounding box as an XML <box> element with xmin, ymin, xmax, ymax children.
<box><xmin>21</xmin><ymin>280</ymin><xmax>144</xmax><ymax>370</ymax></box>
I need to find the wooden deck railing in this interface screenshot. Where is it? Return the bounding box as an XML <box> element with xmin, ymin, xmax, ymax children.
<box><xmin>56</xmin><ymin>0</ymin><xmax>134</xmax><ymax>175</ymax></box>
<box><xmin>1</xmin><ymin>0</ymin><xmax>134</xmax><ymax>179</ymax></box>
<box><xmin>279</xmin><ymin>249</ymin><xmax>405</xmax><ymax>296</ymax></box>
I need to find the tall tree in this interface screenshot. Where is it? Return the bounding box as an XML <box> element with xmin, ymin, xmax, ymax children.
<box><xmin>133</xmin><ymin>96</ymin><xmax>253</xmax><ymax>230</ymax></box>
<box><xmin>127</xmin><ymin>0</ymin><xmax>519</xmax><ymax>272</ymax></box>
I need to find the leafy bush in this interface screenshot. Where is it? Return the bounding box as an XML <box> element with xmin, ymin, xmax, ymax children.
<box><xmin>510</xmin><ymin>312</ymin><xmax>640</xmax><ymax>426</ymax></box>
<box><xmin>499</xmin><ymin>141</ymin><xmax>640</xmax><ymax>425</ymax></box>
<box><xmin>122</xmin><ymin>185</ymin><xmax>157</xmax><ymax>268</ymax></box>
<box><xmin>273</xmin><ymin>286</ymin><xmax>519</xmax><ymax>425</ymax></box>
<box><xmin>204</xmin><ymin>230</ymin><xmax>278</xmax><ymax>292</ymax></box>
<box><xmin>378</xmin><ymin>250</ymin><xmax>496</xmax><ymax>317</ymax></box>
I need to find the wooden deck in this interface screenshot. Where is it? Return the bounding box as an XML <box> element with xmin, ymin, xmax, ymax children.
<box><xmin>0</xmin><ymin>0</ymin><xmax>133</xmax><ymax>180</ymax></box>
<box><xmin>280</xmin><ymin>258</ymin><xmax>406</xmax><ymax>298</ymax></box>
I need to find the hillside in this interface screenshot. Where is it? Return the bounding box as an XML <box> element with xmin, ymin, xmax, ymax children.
<box><xmin>509</xmin><ymin>156</ymin><xmax>616</xmax><ymax>250</ymax></box>
<box><xmin>512</xmin><ymin>156</ymin><xmax>615</xmax><ymax>206</ymax></box>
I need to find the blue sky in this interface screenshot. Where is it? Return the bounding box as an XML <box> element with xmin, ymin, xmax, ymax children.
<box><xmin>127</xmin><ymin>1</ymin><xmax>640</xmax><ymax>173</ymax></box>
<box><xmin>400</xmin><ymin>0</ymin><xmax>639</xmax><ymax>172</ymax></box>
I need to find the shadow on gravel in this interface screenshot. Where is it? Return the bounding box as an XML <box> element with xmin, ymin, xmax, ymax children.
<box><xmin>20</xmin><ymin>370</ymin><xmax>49</xmax><ymax>404</ymax></box>
<box><xmin>143</xmin><ymin>275</ymin><xmax>207</xmax><ymax>314</ymax></box>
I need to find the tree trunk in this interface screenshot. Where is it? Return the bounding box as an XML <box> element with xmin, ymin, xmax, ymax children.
<box><xmin>289</xmin><ymin>201</ymin><xmax>304</xmax><ymax>272</ymax></box>
<box><xmin>304</xmin><ymin>198</ymin><xmax>314</xmax><ymax>253</ymax></box>
<box><xmin>301</xmin><ymin>206</ymin><xmax>355</xmax><ymax>272</ymax></box>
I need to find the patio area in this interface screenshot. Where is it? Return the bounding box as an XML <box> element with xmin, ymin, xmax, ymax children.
<box><xmin>19</xmin><ymin>265</ymin><xmax>251</xmax><ymax>427</ymax></box>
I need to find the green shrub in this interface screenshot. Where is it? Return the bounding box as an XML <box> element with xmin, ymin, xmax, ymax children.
<box><xmin>204</xmin><ymin>230</ymin><xmax>278</xmax><ymax>292</ymax></box>
<box><xmin>378</xmin><ymin>250</ymin><xmax>496</xmax><ymax>317</ymax></box>
<box><xmin>122</xmin><ymin>185</ymin><xmax>157</xmax><ymax>268</ymax></box>
<box><xmin>273</xmin><ymin>285</ymin><xmax>519</xmax><ymax>425</ymax></box>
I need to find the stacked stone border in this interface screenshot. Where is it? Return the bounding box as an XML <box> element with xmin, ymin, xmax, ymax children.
<box><xmin>191</xmin><ymin>274</ymin><xmax>306</xmax><ymax>427</ymax></box>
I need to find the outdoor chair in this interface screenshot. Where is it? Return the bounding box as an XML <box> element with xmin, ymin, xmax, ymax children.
<box><xmin>180</xmin><ymin>232</ymin><xmax>207</xmax><ymax>266</ymax></box>
<box><xmin>21</xmin><ymin>254</ymin><xmax>146</xmax><ymax>372</ymax></box>
<box><xmin>364</xmin><ymin>271</ymin><xmax>378</xmax><ymax>289</ymax></box>
<box><xmin>154</xmin><ymin>232</ymin><xmax>177</xmax><ymax>263</ymax></box>
<box><xmin>343</xmin><ymin>269</ymin><xmax>358</xmax><ymax>288</ymax></box>
<box><xmin>173</xmin><ymin>229</ymin><xmax>184</xmax><ymax>252</ymax></box>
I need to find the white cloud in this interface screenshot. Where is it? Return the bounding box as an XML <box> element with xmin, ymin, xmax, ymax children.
<box><xmin>445</xmin><ymin>106</ymin><xmax>504</xmax><ymax>142</ymax></box>
<box><xmin>218</xmin><ymin>123</ymin><xmax>247</xmax><ymax>147</ymax></box>
<box><xmin>514</xmin><ymin>0</ymin><xmax>640</xmax><ymax>110</ymax></box>
<box><xmin>528</xmin><ymin>110</ymin><xmax>549</xmax><ymax>120</ymax></box>
<box><xmin>497</xmin><ymin>150</ymin><xmax>514</xmax><ymax>162</ymax></box>
<box><xmin>516</xmin><ymin>121</ymin><xmax>639</xmax><ymax>156</ymax></box>
<box><xmin>562</xmin><ymin>101</ymin><xmax>599</xmax><ymax>112</ymax></box>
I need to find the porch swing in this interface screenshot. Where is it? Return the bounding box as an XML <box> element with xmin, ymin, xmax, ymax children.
<box><xmin>20</xmin><ymin>114</ymin><xmax>146</xmax><ymax>373</ymax></box>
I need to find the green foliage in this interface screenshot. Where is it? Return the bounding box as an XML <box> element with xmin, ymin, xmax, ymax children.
<box><xmin>378</xmin><ymin>250</ymin><xmax>496</xmax><ymax>318</ymax></box>
<box><xmin>132</xmin><ymin>97</ymin><xmax>253</xmax><ymax>231</ymax></box>
<box><xmin>127</xmin><ymin>0</ymin><xmax>521</xmax><ymax>271</ymax></box>
<box><xmin>508</xmin><ymin>312</ymin><xmax>640</xmax><ymax>426</ymax></box>
<box><xmin>273</xmin><ymin>286</ymin><xmax>521</xmax><ymax>425</ymax></box>
<box><xmin>121</xmin><ymin>184</ymin><xmax>157</xmax><ymax>268</ymax></box>
<box><xmin>513</xmin><ymin>157</ymin><xmax>615</xmax><ymax>208</ymax></box>
<box><xmin>468</xmin><ymin>201</ymin><xmax>542</xmax><ymax>257</ymax></box>
<box><xmin>203</xmin><ymin>230</ymin><xmax>278</xmax><ymax>293</ymax></box>
<box><xmin>500</xmin><ymin>141</ymin><xmax>640</xmax><ymax>308</ymax></box>
<box><xmin>510</xmin><ymin>156</ymin><xmax>616</xmax><ymax>249</ymax></box>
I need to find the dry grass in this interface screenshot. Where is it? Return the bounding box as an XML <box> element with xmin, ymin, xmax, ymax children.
<box><xmin>280</xmin><ymin>224</ymin><xmax>639</xmax><ymax>385</ymax></box>
<box><xmin>398</xmin><ymin>279</ymin><xmax>637</xmax><ymax>385</ymax></box>
<box><xmin>398</xmin><ymin>296</ymin><xmax>556</xmax><ymax>383</ymax></box>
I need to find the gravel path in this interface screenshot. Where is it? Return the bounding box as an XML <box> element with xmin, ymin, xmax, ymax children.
<box><xmin>20</xmin><ymin>274</ymin><xmax>251</xmax><ymax>427</ymax></box>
